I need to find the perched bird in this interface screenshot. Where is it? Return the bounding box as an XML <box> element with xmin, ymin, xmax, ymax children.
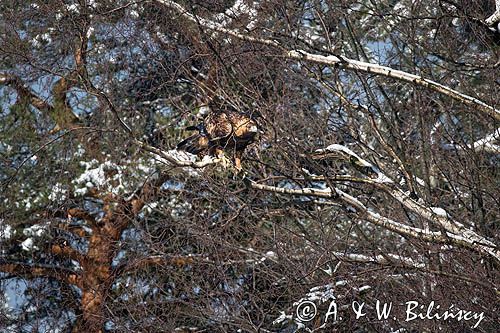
<box><xmin>176</xmin><ymin>101</ymin><xmax>259</xmax><ymax>172</ymax></box>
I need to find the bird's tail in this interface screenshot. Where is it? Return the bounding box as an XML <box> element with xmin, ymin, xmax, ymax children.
<box><xmin>176</xmin><ymin>133</ymin><xmax>208</xmax><ymax>155</ymax></box>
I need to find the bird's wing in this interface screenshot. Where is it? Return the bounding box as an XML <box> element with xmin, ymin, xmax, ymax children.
<box><xmin>176</xmin><ymin>132</ymin><xmax>209</xmax><ymax>154</ymax></box>
<box><xmin>205</xmin><ymin>112</ymin><xmax>233</xmax><ymax>140</ymax></box>
<box><xmin>227</xmin><ymin>112</ymin><xmax>258</xmax><ymax>139</ymax></box>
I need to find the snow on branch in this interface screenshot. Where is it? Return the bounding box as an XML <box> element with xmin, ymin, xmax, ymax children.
<box><xmin>472</xmin><ymin>126</ymin><xmax>500</xmax><ymax>146</ymax></box>
<box><xmin>442</xmin><ymin>127</ymin><xmax>500</xmax><ymax>154</ymax></box>
<box><xmin>485</xmin><ymin>0</ymin><xmax>500</xmax><ymax>26</ymax></box>
<box><xmin>313</xmin><ymin>144</ymin><xmax>393</xmax><ymax>184</ymax></box>
<box><xmin>286</xmin><ymin>50</ymin><xmax>500</xmax><ymax>120</ymax></box>
<box><xmin>213</xmin><ymin>0</ymin><xmax>259</xmax><ymax>31</ymax></box>
<box><xmin>249</xmin><ymin>140</ymin><xmax>500</xmax><ymax>263</ymax></box>
<box><xmin>154</xmin><ymin>0</ymin><xmax>500</xmax><ymax>121</ymax></box>
<box><xmin>250</xmin><ymin>179</ymin><xmax>500</xmax><ymax>263</ymax></box>
<box><xmin>134</xmin><ymin>139</ymin><xmax>219</xmax><ymax>169</ymax></box>
<box><xmin>331</xmin><ymin>251</ymin><xmax>425</xmax><ymax>269</ymax></box>
<box><xmin>308</xmin><ymin>143</ymin><xmax>499</xmax><ymax>260</ymax></box>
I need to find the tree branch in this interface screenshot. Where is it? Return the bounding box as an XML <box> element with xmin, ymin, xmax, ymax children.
<box><xmin>485</xmin><ymin>0</ymin><xmax>500</xmax><ymax>26</ymax></box>
<box><xmin>249</xmin><ymin>178</ymin><xmax>500</xmax><ymax>263</ymax></box>
<box><xmin>0</xmin><ymin>259</ymin><xmax>82</xmax><ymax>287</ymax></box>
<box><xmin>134</xmin><ymin>139</ymin><xmax>220</xmax><ymax>168</ymax></box>
<box><xmin>331</xmin><ymin>251</ymin><xmax>425</xmax><ymax>269</ymax></box>
<box><xmin>50</xmin><ymin>243</ymin><xmax>85</xmax><ymax>263</ymax></box>
<box><xmin>442</xmin><ymin>127</ymin><xmax>500</xmax><ymax>154</ymax></box>
<box><xmin>155</xmin><ymin>0</ymin><xmax>500</xmax><ymax>120</ymax></box>
<box><xmin>114</xmin><ymin>254</ymin><xmax>202</xmax><ymax>276</ymax></box>
<box><xmin>0</xmin><ymin>73</ymin><xmax>53</xmax><ymax>112</ymax></box>
<box><xmin>308</xmin><ymin>144</ymin><xmax>499</xmax><ymax>255</ymax></box>
<box><xmin>0</xmin><ymin>72</ymin><xmax>80</xmax><ymax>130</ymax></box>
<box><xmin>68</xmin><ymin>208</ymin><xmax>98</xmax><ymax>229</ymax></box>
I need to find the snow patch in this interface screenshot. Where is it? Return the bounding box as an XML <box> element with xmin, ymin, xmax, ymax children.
<box><xmin>272</xmin><ymin>311</ymin><xmax>293</xmax><ymax>325</ymax></box>
<box><xmin>21</xmin><ymin>238</ymin><xmax>36</xmax><ymax>251</ymax></box>
<box><xmin>66</xmin><ymin>4</ymin><xmax>80</xmax><ymax>13</ymax></box>
<box><xmin>48</xmin><ymin>183</ymin><xmax>68</xmax><ymax>202</ymax></box>
<box><xmin>86</xmin><ymin>26</ymin><xmax>95</xmax><ymax>39</ymax></box>
<box><xmin>23</xmin><ymin>224</ymin><xmax>47</xmax><ymax>237</ymax></box>
<box><xmin>430</xmin><ymin>207</ymin><xmax>449</xmax><ymax>217</ymax></box>
<box><xmin>130</xmin><ymin>10</ymin><xmax>139</xmax><ymax>18</ymax></box>
<box><xmin>0</xmin><ymin>221</ymin><xmax>13</xmax><ymax>240</ymax></box>
<box><xmin>214</xmin><ymin>0</ymin><xmax>259</xmax><ymax>30</ymax></box>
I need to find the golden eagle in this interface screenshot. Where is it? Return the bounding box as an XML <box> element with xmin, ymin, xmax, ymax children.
<box><xmin>176</xmin><ymin>103</ymin><xmax>259</xmax><ymax>171</ymax></box>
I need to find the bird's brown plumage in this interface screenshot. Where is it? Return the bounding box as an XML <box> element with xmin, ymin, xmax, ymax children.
<box><xmin>176</xmin><ymin>103</ymin><xmax>259</xmax><ymax>171</ymax></box>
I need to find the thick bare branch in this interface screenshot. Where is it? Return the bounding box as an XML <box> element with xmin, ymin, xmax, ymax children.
<box><xmin>68</xmin><ymin>208</ymin><xmax>98</xmax><ymax>228</ymax></box>
<box><xmin>0</xmin><ymin>73</ymin><xmax>53</xmax><ymax>112</ymax></box>
<box><xmin>0</xmin><ymin>259</ymin><xmax>82</xmax><ymax>287</ymax></box>
<box><xmin>0</xmin><ymin>72</ymin><xmax>80</xmax><ymax>130</ymax></box>
<box><xmin>50</xmin><ymin>243</ymin><xmax>85</xmax><ymax>263</ymax></box>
